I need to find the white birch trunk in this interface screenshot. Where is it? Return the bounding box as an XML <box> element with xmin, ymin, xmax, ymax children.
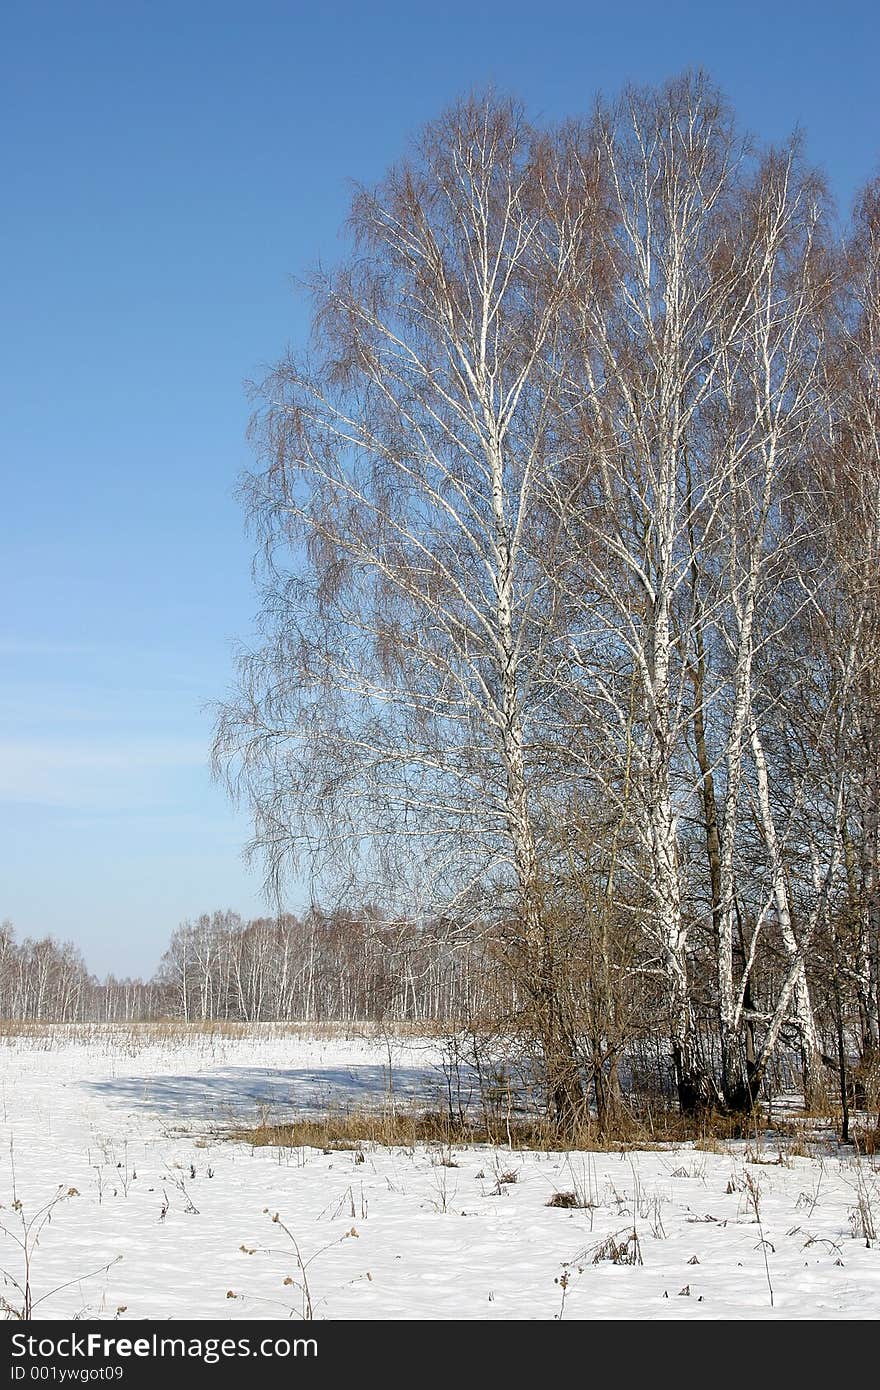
<box><xmin>748</xmin><ymin>716</ymin><xmax>825</xmax><ymax>1104</ymax></box>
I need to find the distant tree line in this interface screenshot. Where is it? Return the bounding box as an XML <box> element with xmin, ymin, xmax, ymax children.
<box><xmin>155</xmin><ymin>909</ymin><xmax>494</xmax><ymax>1023</ymax></box>
<box><xmin>0</xmin><ymin>919</ymin><xmax>163</xmax><ymax>1022</ymax></box>
<box><xmin>0</xmin><ymin>911</ymin><xmax>501</xmax><ymax>1024</ymax></box>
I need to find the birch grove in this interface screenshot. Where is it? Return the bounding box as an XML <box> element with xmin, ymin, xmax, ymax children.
<box><xmin>4</xmin><ymin>76</ymin><xmax>869</xmax><ymax>1130</ymax></box>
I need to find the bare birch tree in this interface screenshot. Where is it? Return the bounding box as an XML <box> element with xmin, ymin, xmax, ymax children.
<box><xmin>213</xmin><ymin>95</ymin><xmax>599</xmax><ymax>1126</ymax></box>
<box><xmin>547</xmin><ymin>75</ymin><xmax>835</xmax><ymax>1110</ymax></box>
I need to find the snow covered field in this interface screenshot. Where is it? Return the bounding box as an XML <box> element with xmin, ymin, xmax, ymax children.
<box><xmin>1</xmin><ymin>1026</ymin><xmax>878</xmax><ymax>1320</ymax></box>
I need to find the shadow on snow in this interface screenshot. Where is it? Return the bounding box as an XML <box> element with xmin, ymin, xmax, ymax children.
<box><xmin>82</xmin><ymin>1063</ymin><xmax>456</xmax><ymax>1123</ymax></box>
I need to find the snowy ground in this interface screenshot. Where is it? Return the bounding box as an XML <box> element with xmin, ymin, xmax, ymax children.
<box><xmin>1</xmin><ymin>1025</ymin><xmax>878</xmax><ymax>1320</ymax></box>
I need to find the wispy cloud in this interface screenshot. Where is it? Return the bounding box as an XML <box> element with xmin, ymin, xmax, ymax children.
<box><xmin>0</xmin><ymin>738</ymin><xmax>209</xmax><ymax>807</ymax></box>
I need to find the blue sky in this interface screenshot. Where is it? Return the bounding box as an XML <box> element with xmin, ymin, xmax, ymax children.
<box><xmin>2</xmin><ymin>0</ymin><xmax>878</xmax><ymax>978</ymax></box>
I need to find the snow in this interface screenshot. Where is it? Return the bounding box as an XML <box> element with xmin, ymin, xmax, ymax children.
<box><xmin>1</xmin><ymin>1026</ymin><xmax>878</xmax><ymax>1320</ymax></box>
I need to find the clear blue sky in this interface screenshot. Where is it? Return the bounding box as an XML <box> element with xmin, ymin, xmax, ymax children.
<box><xmin>2</xmin><ymin>0</ymin><xmax>878</xmax><ymax>978</ymax></box>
